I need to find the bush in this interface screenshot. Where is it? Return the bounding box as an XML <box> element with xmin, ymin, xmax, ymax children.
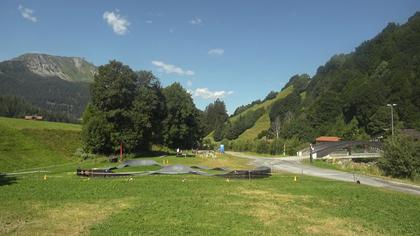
<box><xmin>82</xmin><ymin>115</ymin><xmax>113</xmax><ymax>154</ymax></box>
<box><xmin>284</xmin><ymin>137</ymin><xmax>301</xmax><ymax>156</ymax></box>
<box><xmin>226</xmin><ymin>137</ymin><xmax>306</xmax><ymax>156</ymax></box>
<box><xmin>270</xmin><ymin>139</ymin><xmax>284</xmax><ymax>155</ymax></box>
<box><xmin>257</xmin><ymin>130</ymin><xmax>268</xmax><ymax>139</ymax></box>
<box><xmin>202</xmin><ymin>138</ymin><xmax>216</xmax><ymax>150</ymax></box>
<box><xmin>378</xmin><ymin>133</ymin><xmax>420</xmax><ymax>179</ymax></box>
<box><xmin>255</xmin><ymin>140</ymin><xmax>270</xmax><ymax>153</ymax></box>
<box><xmin>74</xmin><ymin>148</ymin><xmax>97</xmax><ymax>160</ymax></box>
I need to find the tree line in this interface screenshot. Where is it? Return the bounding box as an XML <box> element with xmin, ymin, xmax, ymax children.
<box><xmin>0</xmin><ymin>95</ymin><xmax>79</xmax><ymax>123</ymax></box>
<box><xmin>82</xmin><ymin>61</ymin><xmax>203</xmax><ymax>154</ymax></box>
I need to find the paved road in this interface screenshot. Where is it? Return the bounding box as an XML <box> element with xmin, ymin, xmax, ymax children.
<box><xmin>227</xmin><ymin>151</ymin><xmax>420</xmax><ymax>195</ymax></box>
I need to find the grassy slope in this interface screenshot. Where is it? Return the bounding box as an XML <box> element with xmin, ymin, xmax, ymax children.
<box><xmin>0</xmin><ymin>117</ymin><xmax>82</xmax><ymax>172</ymax></box>
<box><xmin>204</xmin><ymin>86</ymin><xmax>293</xmax><ymax>142</ymax></box>
<box><xmin>1</xmin><ymin>117</ymin><xmax>420</xmax><ymax>235</ymax></box>
<box><xmin>0</xmin><ymin>117</ymin><xmax>81</xmax><ymax>131</ymax></box>
<box><xmin>236</xmin><ymin>86</ymin><xmax>294</xmax><ymax>141</ymax></box>
<box><xmin>230</xmin><ymin>86</ymin><xmax>294</xmax><ymax>123</ymax></box>
<box><xmin>237</xmin><ymin>113</ymin><xmax>270</xmax><ymax>141</ymax></box>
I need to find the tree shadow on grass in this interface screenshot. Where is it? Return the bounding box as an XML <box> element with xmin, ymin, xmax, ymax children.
<box><xmin>0</xmin><ymin>173</ymin><xmax>17</xmax><ymax>186</ymax></box>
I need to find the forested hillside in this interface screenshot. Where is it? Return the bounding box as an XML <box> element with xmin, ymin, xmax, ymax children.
<box><xmin>204</xmin><ymin>85</ymin><xmax>294</xmax><ymax>142</ymax></box>
<box><xmin>281</xmin><ymin>12</ymin><xmax>420</xmax><ymax>141</ymax></box>
<box><xmin>0</xmin><ymin>54</ymin><xmax>95</xmax><ymax>119</ymax></box>
<box><xmin>0</xmin><ymin>96</ymin><xmax>79</xmax><ymax>123</ymax></box>
<box><xmin>209</xmin><ymin>12</ymin><xmax>420</xmax><ymax>144</ymax></box>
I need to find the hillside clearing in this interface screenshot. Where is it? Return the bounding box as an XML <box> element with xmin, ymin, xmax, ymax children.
<box><xmin>230</xmin><ymin>85</ymin><xmax>294</xmax><ymax>124</ymax></box>
<box><xmin>238</xmin><ymin>113</ymin><xmax>271</xmax><ymax>141</ymax></box>
<box><xmin>223</xmin><ymin>86</ymin><xmax>294</xmax><ymax>141</ymax></box>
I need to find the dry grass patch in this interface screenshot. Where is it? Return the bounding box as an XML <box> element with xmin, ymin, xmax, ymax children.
<box><xmin>230</xmin><ymin>186</ymin><xmax>374</xmax><ymax>235</ymax></box>
<box><xmin>304</xmin><ymin>217</ymin><xmax>375</xmax><ymax>236</ymax></box>
<box><xmin>2</xmin><ymin>199</ymin><xmax>132</xmax><ymax>236</ymax></box>
<box><xmin>237</xmin><ymin>188</ymin><xmax>308</xmax><ymax>202</ymax></box>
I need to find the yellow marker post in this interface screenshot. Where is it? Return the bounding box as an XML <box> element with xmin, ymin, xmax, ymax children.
<box><xmin>294</xmin><ymin>176</ymin><xmax>297</xmax><ymax>182</ymax></box>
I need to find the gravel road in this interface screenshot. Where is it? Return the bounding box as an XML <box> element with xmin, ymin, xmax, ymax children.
<box><xmin>227</xmin><ymin>151</ymin><xmax>420</xmax><ymax>195</ymax></box>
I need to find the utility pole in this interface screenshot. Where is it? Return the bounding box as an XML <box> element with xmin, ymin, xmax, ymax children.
<box><xmin>387</xmin><ymin>104</ymin><xmax>397</xmax><ymax>138</ymax></box>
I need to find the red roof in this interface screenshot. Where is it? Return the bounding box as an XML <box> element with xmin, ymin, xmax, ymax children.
<box><xmin>316</xmin><ymin>136</ymin><xmax>341</xmax><ymax>142</ymax></box>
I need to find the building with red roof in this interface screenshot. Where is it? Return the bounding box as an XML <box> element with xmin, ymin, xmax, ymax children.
<box><xmin>315</xmin><ymin>136</ymin><xmax>341</xmax><ymax>143</ymax></box>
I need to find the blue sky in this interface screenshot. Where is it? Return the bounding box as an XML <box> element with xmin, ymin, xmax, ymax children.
<box><xmin>1</xmin><ymin>0</ymin><xmax>420</xmax><ymax>113</ymax></box>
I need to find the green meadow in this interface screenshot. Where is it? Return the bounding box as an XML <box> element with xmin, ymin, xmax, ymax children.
<box><xmin>1</xmin><ymin>117</ymin><xmax>419</xmax><ymax>235</ymax></box>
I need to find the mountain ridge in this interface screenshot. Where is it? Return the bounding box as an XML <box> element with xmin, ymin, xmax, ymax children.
<box><xmin>8</xmin><ymin>53</ymin><xmax>96</xmax><ymax>82</ymax></box>
<box><xmin>0</xmin><ymin>53</ymin><xmax>95</xmax><ymax>119</ymax></box>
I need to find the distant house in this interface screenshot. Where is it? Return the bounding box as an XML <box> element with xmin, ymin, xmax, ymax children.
<box><xmin>24</xmin><ymin>115</ymin><xmax>43</xmax><ymax>120</ymax></box>
<box><xmin>315</xmin><ymin>136</ymin><xmax>341</xmax><ymax>143</ymax></box>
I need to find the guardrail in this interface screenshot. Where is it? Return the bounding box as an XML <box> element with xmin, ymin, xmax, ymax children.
<box><xmin>321</xmin><ymin>152</ymin><xmax>382</xmax><ymax>159</ymax></box>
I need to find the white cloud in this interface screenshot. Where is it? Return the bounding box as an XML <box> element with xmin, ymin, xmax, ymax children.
<box><xmin>189</xmin><ymin>16</ymin><xmax>202</xmax><ymax>25</ymax></box>
<box><xmin>103</xmin><ymin>10</ymin><xmax>130</xmax><ymax>35</ymax></box>
<box><xmin>193</xmin><ymin>88</ymin><xmax>233</xmax><ymax>99</ymax></box>
<box><xmin>18</xmin><ymin>4</ymin><xmax>37</xmax><ymax>22</ymax></box>
<box><xmin>146</xmin><ymin>20</ymin><xmax>153</xmax><ymax>24</ymax></box>
<box><xmin>187</xmin><ymin>80</ymin><xmax>193</xmax><ymax>87</ymax></box>
<box><xmin>208</xmin><ymin>48</ymin><xmax>224</xmax><ymax>56</ymax></box>
<box><xmin>152</xmin><ymin>61</ymin><xmax>195</xmax><ymax>76</ymax></box>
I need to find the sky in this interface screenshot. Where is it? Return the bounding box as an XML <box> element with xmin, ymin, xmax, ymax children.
<box><xmin>1</xmin><ymin>0</ymin><xmax>420</xmax><ymax>114</ymax></box>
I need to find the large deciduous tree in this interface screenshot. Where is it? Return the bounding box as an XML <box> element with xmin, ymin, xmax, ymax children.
<box><xmin>202</xmin><ymin>99</ymin><xmax>229</xmax><ymax>136</ymax></box>
<box><xmin>82</xmin><ymin>61</ymin><xmax>164</xmax><ymax>154</ymax></box>
<box><xmin>162</xmin><ymin>83</ymin><xmax>202</xmax><ymax>149</ymax></box>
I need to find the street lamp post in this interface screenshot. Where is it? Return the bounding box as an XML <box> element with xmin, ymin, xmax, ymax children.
<box><xmin>387</xmin><ymin>103</ymin><xmax>397</xmax><ymax>138</ymax></box>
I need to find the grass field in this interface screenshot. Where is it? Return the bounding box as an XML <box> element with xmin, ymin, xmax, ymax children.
<box><xmin>1</xmin><ymin>117</ymin><xmax>420</xmax><ymax>235</ymax></box>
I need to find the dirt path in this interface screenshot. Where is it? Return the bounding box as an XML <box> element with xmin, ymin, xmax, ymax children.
<box><xmin>227</xmin><ymin>151</ymin><xmax>420</xmax><ymax>195</ymax></box>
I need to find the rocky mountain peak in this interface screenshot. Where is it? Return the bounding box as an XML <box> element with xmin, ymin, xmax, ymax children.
<box><xmin>12</xmin><ymin>53</ymin><xmax>96</xmax><ymax>82</ymax></box>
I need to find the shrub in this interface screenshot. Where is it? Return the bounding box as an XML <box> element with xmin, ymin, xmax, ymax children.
<box><xmin>255</xmin><ymin>140</ymin><xmax>270</xmax><ymax>153</ymax></box>
<box><xmin>270</xmin><ymin>139</ymin><xmax>284</xmax><ymax>155</ymax></box>
<box><xmin>74</xmin><ymin>148</ymin><xmax>97</xmax><ymax>160</ymax></box>
<box><xmin>378</xmin><ymin>133</ymin><xmax>420</xmax><ymax>179</ymax></box>
<box><xmin>257</xmin><ymin>130</ymin><xmax>268</xmax><ymax>139</ymax></box>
